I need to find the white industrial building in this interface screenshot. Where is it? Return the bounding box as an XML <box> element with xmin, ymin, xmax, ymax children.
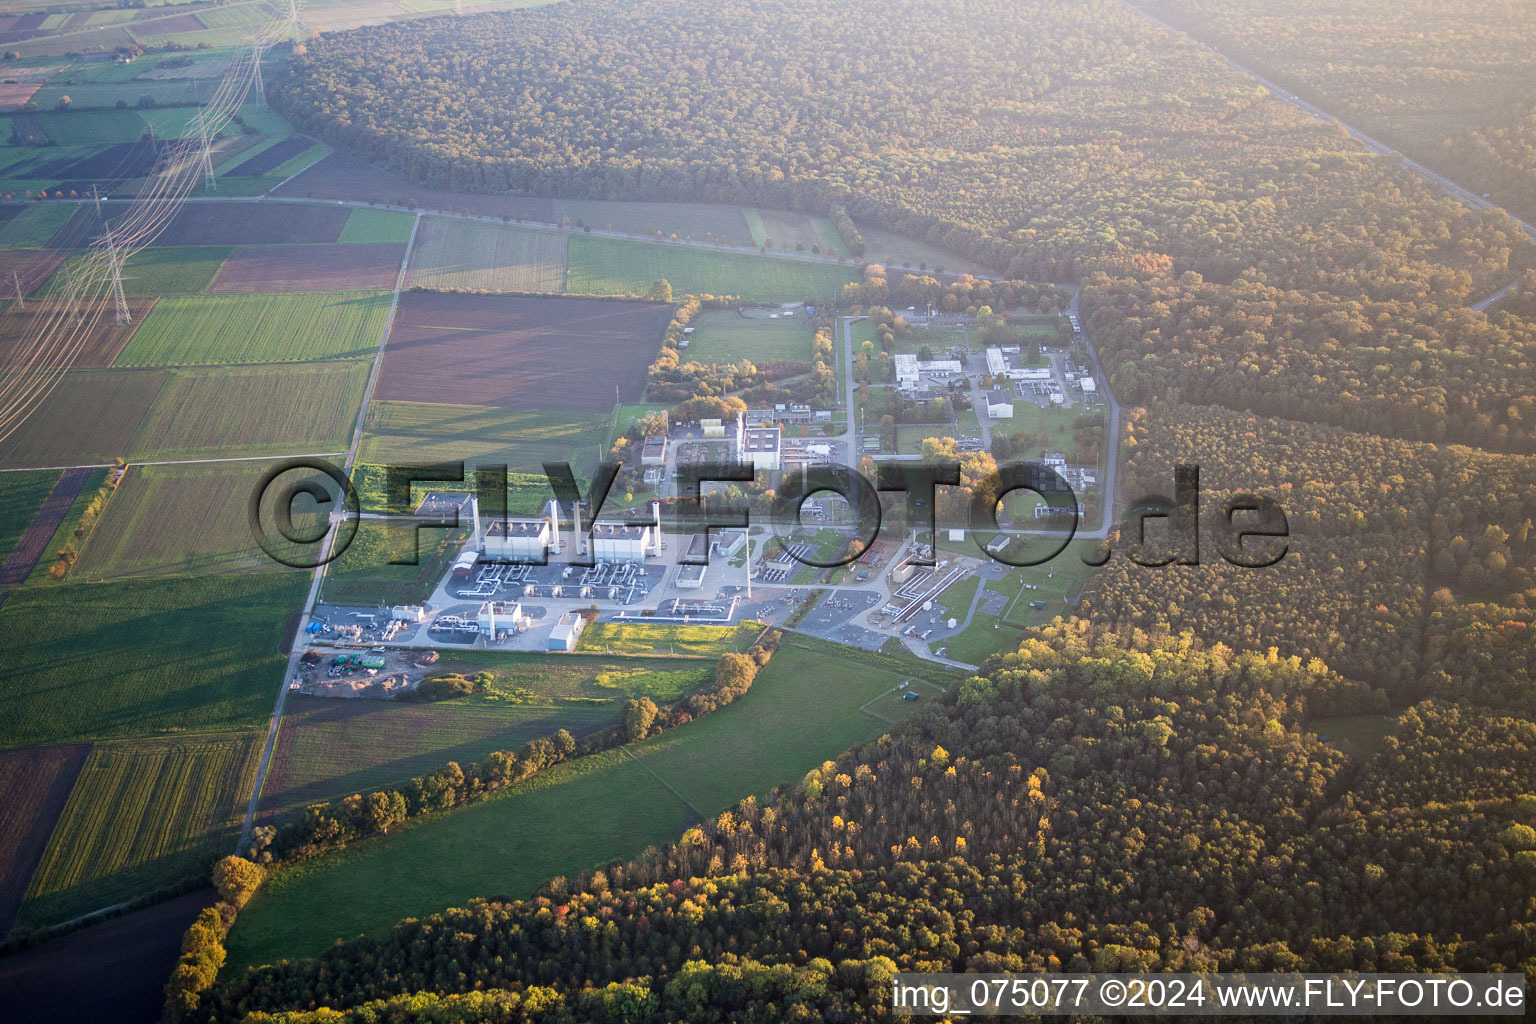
<box><xmin>482</xmin><ymin>518</ymin><xmax>553</xmax><ymax>562</ymax></box>
<box><xmin>590</xmin><ymin>522</ymin><xmax>655</xmax><ymax>563</ymax></box>
<box><xmin>549</xmin><ymin>611</ymin><xmax>586</xmax><ymax>651</ymax></box>
<box><xmin>390</xmin><ymin>605</ymin><xmax>427</xmax><ymax>623</ymax></box>
<box><xmin>986</xmin><ymin>391</ymin><xmax>1015</xmax><ymax>419</ymax></box>
<box><xmin>640</xmin><ymin>435</ymin><xmax>667</xmax><ymax>466</ymax></box>
<box><xmin>894</xmin><ymin>352</ymin><xmax>963</xmax><ymax>389</ymax></box>
<box><xmin>714</xmin><ymin>529</ymin><xmax>748</xmax><ymax>557</ymax></box>
<box><xmin>477</xmin><ymin>600</ymin><xmax>525</xmax><ymax>634</ymax></box>
<box><xmin>1080</xmin><ymin>376</ymin><xmax>1097</xmax><ymax>394</ymax></box>
<box><xmin>740</xmin><ymin>425</ymin><xmax>782</xmax><ymax>472</ymax></box>
<box><xmin>700</xmin><ymin>417</ymin><xmax>727</xmax><ymax>438</ymax></box>
<box><xmin>675</xmin><ymin>564</ymin><xmax>707</xmax><ymax>589</ymax></box>
<box><xmin>986</xmin><ymin>346</ymin><xmax>1052</xmax><ymax>382</ymax></box>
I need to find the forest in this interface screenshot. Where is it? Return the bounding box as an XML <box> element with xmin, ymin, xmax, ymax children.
<box><xmin>1146</xmin><ymin>0</ymin><xmax>1536</xmax><ymax>222</ymax></box>
<box><xmin>198</xmin><ymin>628</ymin><xmax>1536</xmax><ymax>1020</ymax></box>
<box><xmin>177</xmin><ymin>0</ymin><xmax>1536</xmax><ymax>1015</ymax></box>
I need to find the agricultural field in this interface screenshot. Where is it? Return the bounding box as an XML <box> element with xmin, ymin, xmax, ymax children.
<box><xmin>0</xmin><ymin>465</ymin><xmax>88</xmax><ymax>586</ymax></box>
<box><xmin>404</xmin><ymin>216</ymin><xmax>566</xmax><ymax>293</ymax></box>
<box><xmin>69</xmin><ymin>461</ymin><xmax>305</xmax><ymax>581</ymax></box>
<box><xmin>126</xmin><ymin>360</ymin><xmax>370</xmax><ymax>459</ymax></box>
<box><xmin>136</xmin><ymin>202</ymin><xmax>351</xmax><ymax>246</ymax></box>
<box><xmin>0</xmin><ymin>572</ymin><xmax>307</xmax><ymax>748</ymax></box>
<box><xmin>22</xmin><ymin>466</ymin><xmax>108</xmax><ymax>587</ymax></box>
<box><xmin>573</xmin><ymin>620</ymin><xmax>763</xmax><ymax>656</ymax></box>
<box><xmin>257</xmin><ymin>694</ymin><xmax>622</xmax><ymax>822</ymax></box>
<box><xmin>0</xmin><ymin>468</ymin><xmax>60</xmax><ymax>565</ymax></box>
<box><xmin>115</xmin><ymin>291</ymin><xmax>391</xmax><ymax>366</ymax></box>
<box><xmin>358</xmin><ymin>401</ymin><xmax>612</xmax><ymax>475</ymax></box>
<box><xmin>680</xmin><ymin>309</ymin><xmax>814</xmax><ymax>364</ymax></box>
<box><xmin>0</xmin><ymin>743</ymin><xmax>87</xmax><ymax>934</ymax></box>
<box><xmin>0</xmin><ymin>247</ymin><xmax>64</xmax><ymax>293</ymax></box>
<box><xmin>208</xmin><ymin>246</ymin><xmax>403</xmax><ymax>293</ymax></box>
<box><xmin>854</xmin><ymin>220</ymin><xmax>1003</xmax><ymax>278</ymax></box>
<box><xmin>338</xmin><ymin>207</ymin><xmax>414</xmax><ymax>244</ymax></box>
<box><xmin>0</xmin><ymin>203</ymin><xmax>76</xmax><ymax>247</ymax></box>
<box><xmin>567</xmin><ymin>233</ymin><xmax>858</xmax><ymax>301</ymax></box>
<box><xmin>43</xmin><ymin>247</ymin><xmax>230</xmax><ymax>297</ymax></box>
<box><xmin>276</xmin><ymin>151</ymin><xmax>555</xmax><ymax>221</ymax></box>
<box><xmin>375</xmin><ymin>293</ymin><xmax>668</xmax><ymax>411</ymax></box>
<box><xmin>552</xmin><ymin>198</ymin><xmax>749</xmax><ymax>242</ymax></box>
<box><xmin>743</xmin><ymin>207</ymin><xmax>844</xmax><ymax>254</ymax></box>
<box><xmin>0</xmin><ymin>368</ymin><xmax>166</xmax><ymax>468</ymax></box>
<box><xmin>15</xmin><ymin>732</ymin><xmax>264</xmax><ymax>932</ymax></box>
<box><xmin>224</xmin><ymin>635</ymin><xmax>954</xmax><ymax>966</ymax></box>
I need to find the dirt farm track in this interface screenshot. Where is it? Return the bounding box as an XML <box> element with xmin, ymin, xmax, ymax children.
<box><xmin>375</xmin><ymin>293</ymin><xmax>671</xmax><ymax>411</ymax></box>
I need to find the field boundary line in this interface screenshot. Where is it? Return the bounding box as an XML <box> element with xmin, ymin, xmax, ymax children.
<box><xmin>619</xmin><ymin>745</ymin><xmax>707</xmax><ymax>824</ymax></box>
<box><xmin>0</xmin><ymin>452</ymin><xmax>349</xmax><ymax>474</ymax></box>
<box><xmin>269</xmin><ymin>141</ymin><xmax>333</xmax><ymax>194</ymax></box>
<box><xmin>236</xmin><ymin>212</ymin><xmax>422</xmax><ymax>853</ymax></box>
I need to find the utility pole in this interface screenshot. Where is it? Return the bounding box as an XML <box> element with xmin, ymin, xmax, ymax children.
<box><xmin>12</xmin><ymin>270</ymin><xmax>24</xmax><ymax>311</ymax></box>
<box><xmin>252</xmin><ymin>42</ymin><xmax>267</xmax><ymax>107</ymax></box>
<box><xmin>90</xmin><ymin>183</ymin><xmax>102</xmax><ymax>218</ymax></box>
<box><xmin>199</xmin><ymin>129</ymin><xmax>215</xmax><ymax>191</ymax></box>
<box><xmin>104</xmin><ymin>226</ymin><xmax>130</xmax><ymax>325</ymax></box>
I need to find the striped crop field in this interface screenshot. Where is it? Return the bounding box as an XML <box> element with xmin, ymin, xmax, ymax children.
<box><xmin>113</xmin><ymin>291</ymin><xmax>392</xmax><ymax>366</ymax></box>
<box><xmin>405</xmin><ymin>217</ymin><xmax>568</xmax><ymax>293</ymax></box>
<box><xmin>17</xmin><ymin>731</ymin><xmax>264</xmax><ymax>930</ymax></box>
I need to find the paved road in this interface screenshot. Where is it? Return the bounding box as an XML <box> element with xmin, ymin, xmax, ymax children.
<box><xmin>1118</xmin><ymin>1</ymin><xmax>1536</xmax><ymax>246</ymax></box>
<box><xmin>235</xmin><ymin>211</ymin><xmax>422</xmax><ymax>853</ymax></box>
<box><xmin>1472</xmin><ymin>283</ymin><xmax>1516</xmax><ymax>313</ymax></box>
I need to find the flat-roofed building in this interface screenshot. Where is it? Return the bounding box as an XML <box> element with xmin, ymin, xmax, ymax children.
<box><xmin>741</xmin><ymin>425</ymin><xmax>782</xmax><ymax>471</ymax></box>
<box><xmin>477</xmin><ymin>600</ymin><xmax>524</xmax><ymax>634</ymax></box>
<box><xmin>641</xmin><ymin>435</ymin><xmax>667</xmax><ymax>466</ymax></box>
<box><xmin>591</xmin><ymin>522</ymin><xmax>653</xmax><ymax>563</ymax></box>
<box><xmin>549</xmin><ymin>611</ymin><xmax>586</xmax><ymax>651</ymax></box>
<box><xmin>986</xmin><ymin>391</ymin><xmax>1015</xmax><ymax>419</ymax></box>
<box><xmin>482</xmin><ymin>518</ymin><xmax>552</xmax><ymax>561</ymax></box>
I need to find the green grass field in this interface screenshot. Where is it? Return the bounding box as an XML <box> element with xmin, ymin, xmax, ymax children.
<box><xmin>225</xmin><ymin>635</ymin><xmax>952</xmax><ymax>967</ymax></box>
<box><xmin>436</xmin><ymin>651</ymin><xmax>716</xmax><ymax>705</ymax></box>
<box><xmin>15</xmin><ymin>731</ymin><xmax>263</xmax><ymax>931</ymax></box>
<box><xmin>573</xmin><ymin>621</ymin><xmax>762</xmax><ymax>656</ymax></box>
<box><xmin>0</xmin><ymin>572</ymin><xmax>305</xmax><ymax>748</ymax></box>
<box><xmin>69</xmin><ymin>461</ymin><xmax>307</xmax><ymax>581</ymax></box>
<box><xmin>1311</xmin><ymin>714</ymin><xmax>1397</xmax><ymax>760</ymax></box>
<box><xmin>339</xmin><ymin>208</ymin><xmax>415</xmax><ymax>244</ymax></box>
<box><xmin>114</xmin><ymin>291</ymin><xmax>391</xmax><ymax>366</ymax></box>
<box><xmin>405</xmin><ymin>217</ymin><xmax>567</xmax><ymax>293</ymax></box>
<box><xmin>743</xmin><ymin>208</ymin><xmax>844</xmax><ymax>254</ymax></box>
<box><xmin>552</xmin><ymin>199</ymin><xmax>749</xmax><ymax>242</ymax></box>
<box><xmin>566</xmin><ymin>234</ymin><xmax>857</xmax><ymax>302</ymax></box>
<box><xmin>44</xmin><ymin>247</ymin><xmax>231</xmax><ymax>298</ymax></box>
<box><xmin>358</xmin><ymin>401</ymin><xmax>611</xmax><ymax>475</ymax></box>
<box><xmin>681</xmin><ymin>310</ymin><xmax>814</xmax><ymax>364</ymax></box>
<box><xmin>0</xmin><ymin>468</ymin><xmax>60</xmax><ymax>565</ymax></box>
<box><xmin>127</xmin><ymin>360</ymin><xmax>369</xmax><ymax>461</ymax></box>
<box><xmin>0</xmin><ymin>204</ymin><xmax>74</xmax><ymax>247</ymax></box>
<box><xmin>320</xmin><ymin>521</ymin><xmax>468</xmax><ymax>607</ymax></box>
<box><xmin>258</xmin><ymin>696</ymin><xmax>623</xmax><ymax>822</ymax></box>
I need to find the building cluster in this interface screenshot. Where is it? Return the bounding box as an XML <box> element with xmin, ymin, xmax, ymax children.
<box><xmin>895</xmin><ymin>352</ymin><xmax>965</xmax><ymax>397</ymax></box>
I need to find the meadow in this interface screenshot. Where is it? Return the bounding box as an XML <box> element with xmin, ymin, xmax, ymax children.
<box><xmin>259</xmin><ymin>696</ymin><xmax>622</xmax><ymax>822</ymax></box>
<box><xmin>573</xmin><ymin>620</ymin><xmax>763</xmax><ymax>656</ymax></box>
<box><xmin>338</xmin><ymin>208</ymin><xmax>415</xmax><ymax>244</ymax></box>
<box><xmin>566</xmin><ymin>234</ymin><xmax>857</xmax><ymax>302</ymax></box>
<box><xmin>552</xmin><ymin>199</ymin><xmax>748</xmax><ymax>242</ymax></box>
<box><xmin>225</xmin><ymin>635</ymin><xmax>949</xmax><ymax>967</ymax></box>
<box><xmin>114</xmin><ymin>291</ymin><xmax>392</xmax><ymax>366</ymax></box>
<box><xmin>681</xmin><ymin>310</ymin><xmax>814</xmax><ymax>364</ymax></box>
<box><xmin>0</xmin><ymin>573</ymin><xmax>307</xmax><ymax>748</ymax></box>
<box><xmin>15</xmin><ymin>732</ymin><xmax>264</xmax><ymax>932</ymax></box>
<box><xmin>0</xmin><ymin>204</ymin><xmax>75</xmax><ymax>247</ymax></box>
<box><xmin>405</xmin><ymin>217</ymin><xmax>567</xmax><ymax>293</ymax></box>
<box><xmin>743</xmin><ymin>208</ymin><xmax>844</xmax><ymax>254</ymax></box>
<box><xmin>319</xmin><ymin>520</ymin><xmax>468</xmax><ymax>607</ymax></box>
<box><xmin>437</xmin><ymin>650</ymin><xmax>717</xmax><ymax>705</ymax></box>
